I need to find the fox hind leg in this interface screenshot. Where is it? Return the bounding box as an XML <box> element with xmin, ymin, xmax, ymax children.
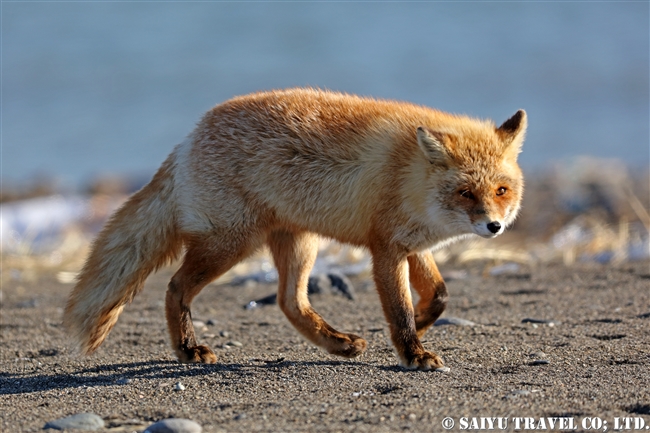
<box><xmin>268</xmin><ymin>230</ymin><xmax>367</xmax><ymax>358</ymax></box>
<box><xmin>166</xmin><ymin>235</ymin><xmax>258</xmax><ymax>363</ymax></box>
<box><xmin>407</xmin><ymin>251</ymin><xmax>448</xmax><ymax>338</ymax></box>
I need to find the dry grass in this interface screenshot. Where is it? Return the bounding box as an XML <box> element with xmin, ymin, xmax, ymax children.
<box><xmin>1</xmin><ymin>228</ymin><xmax>91</xmax><ymax>286</ymax></box>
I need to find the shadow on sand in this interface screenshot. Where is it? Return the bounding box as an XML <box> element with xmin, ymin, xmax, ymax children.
<box><xmin>0</xmin><ymin>359</ymin><xmax>376</xmax><ymax>395</ymax></box>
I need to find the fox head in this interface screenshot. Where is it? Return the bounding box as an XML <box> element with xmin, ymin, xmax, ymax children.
<box><xmin>416</xmin><ymin>110</ymin><xmax>526</xmax><ymax>239</ymax></box>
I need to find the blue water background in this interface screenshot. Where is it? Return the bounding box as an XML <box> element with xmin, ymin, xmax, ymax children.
<box><xmin>3</xmin><ymin>2</ymin><xmax>649</xmax><ymax>188</ymax></box>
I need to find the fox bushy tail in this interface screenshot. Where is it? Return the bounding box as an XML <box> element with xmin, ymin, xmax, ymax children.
<box><xmin>64</xmin><ymin>157</ymin><xmax>183</xmax><ymax>355</ymax></box>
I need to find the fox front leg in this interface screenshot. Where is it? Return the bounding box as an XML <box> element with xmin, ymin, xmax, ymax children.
<box><xmin>407</xmin><ymin>251</ymin><xmax>449</xmax><ymax>338</ymax></box>
<box><xmin>371</xmin><ymin>243</ymin><xmax>444</xmax><ymax>370</ymax></box>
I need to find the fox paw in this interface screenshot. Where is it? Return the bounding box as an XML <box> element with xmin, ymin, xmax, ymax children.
<box><xmin>327</xmin><ymin>333</ymin><xmax>368</xmax><ymax>358</ymax></box>
<box><xmin>177</xmin><ymin>344</ymin><xmax>217</xmax><ymax>364</ymax></box>
<box><xmin>401</xmin><ymin>351</ymin><xmax>444</xmax><ymax>371</ymax></box>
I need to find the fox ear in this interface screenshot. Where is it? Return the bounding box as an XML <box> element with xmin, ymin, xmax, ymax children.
<box><xmin>497</xmin><ymin>110</ymin><xmax>527</xmax><ymax>157</ymax></box>
<box><xmin>417</xmin><ymin>127</ymin><xmax>451</xmax><ymax>165</ymax></box>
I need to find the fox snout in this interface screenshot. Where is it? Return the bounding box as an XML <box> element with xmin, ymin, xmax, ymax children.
<box><xmin>473</xmin><ymin>219</ymin><xmax>504</xmax><ymax>238</ymax></box>
<box><xmin>487</xmin><ymin>221</ymin><xmax>501</xmax><ymax>234</ymax></box>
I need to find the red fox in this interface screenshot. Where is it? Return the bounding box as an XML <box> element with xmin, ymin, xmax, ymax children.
<box><xmin>64</xmin><ymin>88</ymin><xmax>526</xmax><ymax>370</ymax></box>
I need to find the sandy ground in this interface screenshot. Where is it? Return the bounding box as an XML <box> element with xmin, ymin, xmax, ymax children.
<box><xmin>1</xmin><ymin>260</ymin><xmax>649</xmax><ymax>432</ymax></box>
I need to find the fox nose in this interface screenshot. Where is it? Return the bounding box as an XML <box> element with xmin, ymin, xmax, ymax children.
<box><xmin>487</xmin><ymin>221</ymin><xmax>502</xmax><ymax>234</ymax></box>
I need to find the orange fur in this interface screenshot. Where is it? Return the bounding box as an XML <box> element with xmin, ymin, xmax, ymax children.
<box><xmin>63</xmin><ymin>88</ymin><xmax>526</xmax><ymax>369</ymax></box>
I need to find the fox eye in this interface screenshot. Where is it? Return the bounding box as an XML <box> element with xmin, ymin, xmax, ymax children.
<box><xmin>459</xmin><ymin>189</ymin><xmax>475</xmax><ymax>200</ymax></box>
<box><xmin>496</xmin><ymin>187</ymin><xmax>507</xmax><ymax>196</ymax></box>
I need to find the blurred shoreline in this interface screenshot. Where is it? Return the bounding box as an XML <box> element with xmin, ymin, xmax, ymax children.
<box><xmin>1</xmin><ymin>157</ymin><xmax>648</xmax><ymax>287</ymax></box>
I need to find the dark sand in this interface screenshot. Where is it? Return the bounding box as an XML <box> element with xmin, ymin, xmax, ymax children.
<box><xmin>2</xmin><ymin>260</ymin><xmax>649</xmax><ymax>432</ymax></box>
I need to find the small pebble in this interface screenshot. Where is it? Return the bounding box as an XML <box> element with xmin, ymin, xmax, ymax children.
<box><xmin>44</xmin><ymin>413</ymin><xmax>105</xmax><ymax>430</ymax></box>
<box><xmin>530</xmin><ymin>359</ymin><xmax>550</xmax><ymax>365</ymax></box>
<box><xmin>174</xmin><ymin>382</ymin><xmax>185</xmax><ymax>391</ymax></box>
<box><xmin>522</xmin><ymin>318</ymin><xmax>559</xmax><ymax>326</ymax></box>
<box><xmin>244</xmin><ymin>294</ymin><xmax>277</xmax><ymax>310</ymax></box>
<box><xmin>203</xmin><ymin>333</ymin><xmax>216</xmax><ymax>338</ymax></box>
<box><xmin>144</xmin><ymin>418</ymin><xmax>202</xmax><ymax>433</ymax></box>
<box><xmin>435</xmin><ymin>366</ymin><xmax>451</xmax><ymax>373</ymax></box>
<box><xmin>220</xmin><ymin>331</ymin><xmax>230</xmax><ymax>338</ymax></box>
<box><xmin>38</xmin><ymin>348</ymin><xmax>58</xmax><ymax>357</ymax></box>
<box><xmin>504</xmin><ymin>389</ymin><xmax>531</xmax><ymax>399</ymax></box>
<box><xmin>408</xmin><ymin>413</ymin><xmax>417</xmax><ymax>421</ymax></box>
<box><xmin>16</xmin><ymin>298</ymin><xmax>39</xmax><ymax>309</ymax></box>
<box><xmin>326</xmin><ymin>272</ymin><xmax>355</xmax><ymax>300</ymax></box>
<box><xmin>441</xmin><ymin>270</ymin><xmax>468</xmax><ymax>280</ymax></box>
<box><xmin>192</xmin><ymin>320</ymin><xmax>206</xmax><ymax>329</ymax></box>
<box><xmin>307</xmin><ymin>272</ymin><xmax>355</xmax><ymax>300</ymax></box>
<box><xmin>206</xmin><ymin>319</ymin><xmax>218</xmax><ymax>326</ymax></box>
<box><xmin>529</xmin><ymin>351</ymin><xmax>547</xmax><ymax>359</ymax></box>
<box><xmin>434</xmin><ymin>317</ymin><xmax>476</xmax><ymax>326</ymax></box>
<box><xmin>227</xmin><ymin>341</ymin><xmax>243</xmax><ymax>348</ymax></box>
<box><xmin>489</xmin><ymin>262</ymin><xmax>520</xmax><ymax>276</ymax></box>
